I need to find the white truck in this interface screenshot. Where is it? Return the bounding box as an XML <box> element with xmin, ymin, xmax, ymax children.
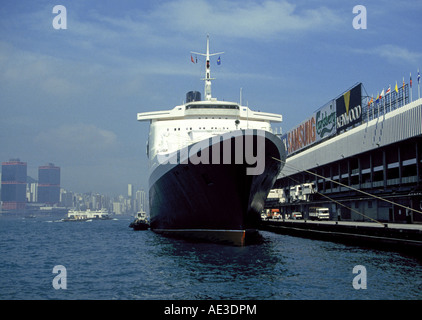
<box><xmin>267</xmin><ymin>189</ymin><xmax>287</xmax><ymax>204</ymax></box>
<box><xmin>308</xmin><ymin>207</ymin><xmax>330</xmax><ymax>220</ymax></box>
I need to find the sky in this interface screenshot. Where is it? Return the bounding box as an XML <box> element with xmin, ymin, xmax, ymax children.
<box><xmin>0</xmin><ymin>0</ymin><xmax>421</xmax><ymax>196</ymax></box>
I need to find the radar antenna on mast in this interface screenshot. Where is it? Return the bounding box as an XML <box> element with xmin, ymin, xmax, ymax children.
<box><xmin>191</xmin><ymin>34</ymin><xmax>224</xmax><ymax>101</ymax></box>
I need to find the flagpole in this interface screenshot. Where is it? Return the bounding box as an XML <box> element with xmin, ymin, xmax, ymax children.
<box><xmin>372</xmin><ymin>93</ymin><xmax>380</xmax><ymax>119</ymax></box>
<box><xmin>403</xmin><ymin>77</ymin><xmax>405</xmax><ymax>106</ymax></box>
<box><xmin>383</xmin><ymin>88</ymin><xmax>386</xmax><ymax>117</ymax></box>
<box><xmin>395</xmin><ymin>81</ymin><xmax>398</xmax><ymax>110</ymax></box>
<box><xmin>410</xmin><ymin>72</ymin><xmax>413</xmax><ymax>102</ymax></box>
<box><xmin>385</xmin><ymin>86</ymin><xmax>389</xmax><ymax>115</ymax></box>
<box><xmin>367</xmin><ymin>98</ymin><xmax>369</xmax><ymax>122</ymax></box>
<box><xmin>372</xmin><ymin>94</ymin><xmax>374</xmax><ymax>119</ymax></box>
<box><xmin>368</xmin><ymin>95</ymin><xmax>373</xmax><ymax>122</ymax></box>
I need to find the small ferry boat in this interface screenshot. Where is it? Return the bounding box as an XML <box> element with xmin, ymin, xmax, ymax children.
<box><xmin>63</xmin><ymin>208</ymin><xmax>111</xmax><ymax>221</ymax></box>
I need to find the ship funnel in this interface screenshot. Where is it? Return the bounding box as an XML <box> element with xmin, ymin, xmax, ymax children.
<box><xmin>186</xmin><ymin>91</ymin><xmax>201</xmax><ymax>102</ymax></box>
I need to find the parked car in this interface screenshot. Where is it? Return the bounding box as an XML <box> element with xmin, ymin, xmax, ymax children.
<box><xmin>290</xmin><ymin>212</ymin><xmax>303</xmax><ymax>220</ymax></box>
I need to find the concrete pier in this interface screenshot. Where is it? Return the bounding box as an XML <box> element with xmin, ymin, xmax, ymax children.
<box><xmin>260</xmin><ymin>219</ymin><xmax>422</xmax><ymax>256</ymax></box>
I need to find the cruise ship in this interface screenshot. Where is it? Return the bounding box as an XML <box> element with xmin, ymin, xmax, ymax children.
<box><xmin>137</xmin><ymin>36</ymin><xmax>286</xmax><ymax>245</ymax></box>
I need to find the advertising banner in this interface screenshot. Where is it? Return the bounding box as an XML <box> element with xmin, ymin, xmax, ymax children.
<box><xmin>283</xmin><ymin>84</ymin><xmax>361</xmax><ymax>157</ymax></box>
<box><xmin>336</xmin><ymin>83</ymin><xmax>362</xmax><ymax>133</ymax></box>
<box><xmin>286</xmin><ymin>114</ymin><xmax>316</xmax><ymax>155</ymax></box>
<box><xmin>315</xmin><ymin>100</ymin><xmax>336</xmax><ymax>142</ymax></box>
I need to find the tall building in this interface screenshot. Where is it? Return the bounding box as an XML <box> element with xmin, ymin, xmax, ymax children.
<box><xmin>60</xmin><ymin>188</ymin><xmax>74</xmax><ymax>208</ymax></box>
<box><xmin>37</xmin><ymin>163</ymin><xmax>60</xmax><ymax>205</ymax></box>
<box><xmin>135</xmin><ymin>189</ymin><xmax>147</xmax><ymax>212</ymax></box>
<box><xmin>128</xmin><ymin>184</ymin><xmax>134</xmax><ymax>198</ymax></box>
<box><xmin>26</xmin><ymin>176</ymin><xmax>38</xmax><ymax>203</ymax></box>
<box><xmin>128</xmin><ymin>184</ymin><xmax>134</xmax><ymax>213</ymax></box>
<box><xmin>1</xmin><ymin>159</ymin><xmax>27</xmax><ymax>210</ymax></box>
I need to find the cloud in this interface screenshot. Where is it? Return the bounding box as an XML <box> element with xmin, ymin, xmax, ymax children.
<box><xmin>34</xmin><ymin>123</ymin><xmax>118</xmax><ymax>164</ymax></box>
<box><xmin>142</xmin><ymin>0</ymin><xmax>341</xmax><ymax>39</ymax></box>
<box><xmin>1</xmin><ymin>1</ymin><xmax>342</xmax><ymax>88</ymax></box>
<box><xmin>353</xmin><ymin>44</ymin><xmax>422</xmax><ymax>64</ymax></box>
<box><xmin>41</xmin><ymin>0</ymin><xmax>340</xmax><ymax>50</ymax></box>
<box><xmin>0</xmin><ymin>41</ymin><xmax>87</xmax><ymax>97</ymax></box>
<box><xmin>29</xmin><ymin>123</ymin><xmax>143</xmax><ymax>195</ymax></box>
<box><xmin>373</xmin><ymin>45</ymin><xmax>422</xmax><ymax>64</ymax></box>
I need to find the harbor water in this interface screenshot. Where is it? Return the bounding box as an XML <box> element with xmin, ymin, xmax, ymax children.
<box><xmin>0</xmin><ymin>216</ymin><xmax>421</xmax><ymax>300</ymax></box>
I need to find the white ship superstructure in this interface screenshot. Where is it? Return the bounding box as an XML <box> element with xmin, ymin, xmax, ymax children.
<box><xmin>138</xmin><ymin>35</ymin><xmax>282</xmax><ymax>172</ymax></box>
<box><xmin>138</xmin><ymin>100</ymin><xmax>282</xmax><ymax>168</ymax></box>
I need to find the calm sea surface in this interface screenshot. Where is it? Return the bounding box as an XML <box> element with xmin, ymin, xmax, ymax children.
<box><xmin>0</xmin><ymin>216</ymin><xmax>421</xmax><ymax>300</ymax></box>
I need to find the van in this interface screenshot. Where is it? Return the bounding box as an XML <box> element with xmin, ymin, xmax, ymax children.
<box><xmin>308</xmin><ymin>207</ymin><xmax>330</xmax><ymax>220</ymax></box>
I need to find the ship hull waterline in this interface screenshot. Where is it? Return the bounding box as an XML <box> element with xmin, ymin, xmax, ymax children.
<box><xmin>148</xmin><ymin>129</ymin><xmax>286</xmax><ymax>246</ymax></box>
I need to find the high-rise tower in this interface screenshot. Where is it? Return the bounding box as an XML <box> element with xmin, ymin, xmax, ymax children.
<box><xmin>1</xmin><ymin>159</ymin><xmax>27</xmax><ymax>210</ymax></box>
<box><xmin>37</xmin><ymin>163</ymin><xmax>60</xmax><ymax>204</ymax></box>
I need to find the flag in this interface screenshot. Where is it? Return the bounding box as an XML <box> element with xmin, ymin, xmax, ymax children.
<box><xmin>395</xmin><ymin>81</ymin><xmax>398</xmax><ymax>93</ymax></box>
<box><xmin>403</xmin><ymin>77</ymin><xmax>405</xmax><ymax>89</ymax></box>
<box><xmin>191</xmin><ymin>55</ymin><xmax>195</xmax><ymax>63</ymax></box>
<box><xmin>386</xmin><ymin>86</ymin><xmax>391</xmax><ymax>95</ymax></box>
<box><xmin>217</xmin><ymin>56</ymin><xmax>221</xmax><ymax>65</ymax></box>
<box><xmin>380</xmin><ymin>89</ymin><xmax>384</xmax><ymax>98</ymax></box>
<box><xmin>368</xmin><ymin>96</ymin><xmax>373</xmax><ymax>107</ymax></box>
<box><xmin>418</xmin><ymin>69</ymin><xmax>420</xmax><ymax>84</ymax></box>
<box><xmin>410</xmin><ymin>73</ymin><xmax>412</xmax><ymax>88</ymax></box>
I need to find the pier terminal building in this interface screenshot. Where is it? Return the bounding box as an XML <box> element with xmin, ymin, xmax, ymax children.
<box><xmin>266</xmin><ymin>82</ymin><xmax>422</xmax><ymax>224</ymax></box>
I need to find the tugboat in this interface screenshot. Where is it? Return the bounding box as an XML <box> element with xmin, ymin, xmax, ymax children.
<box><xmin>129</xmin><ymin>211</ymin><xmax>150</xmax><ymax>230</ymax></box>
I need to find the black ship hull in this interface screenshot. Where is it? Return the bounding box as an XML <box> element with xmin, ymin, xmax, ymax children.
<box><xmin>148</xmin><ymin>129</ymin><xmax>285</xmax><ymax>245</ymax></box>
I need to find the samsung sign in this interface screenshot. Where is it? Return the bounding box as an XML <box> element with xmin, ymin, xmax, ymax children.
<box><xmin>286</xmin><ymin>115</ymin><xmax>316</xmax><ymax>154</ymax></box>
<box><xmin>336</xmin><ymin>83</ymin><xmax>362</xmax><ymax>133</ymax></box>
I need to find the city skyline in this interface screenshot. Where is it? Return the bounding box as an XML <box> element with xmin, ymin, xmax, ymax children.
<box><xmin>0</xmin><ymin>157</ymin><xmax>146</xmax><ymax>215</ymax></box>
<box><xmin>0</xmin><ymin>158</ymin><xmax>145</xmax><ymax>205</ymax></box>
<box><xmin>1</xmin><ymin>1</ymin><xmax>421</xmax><ymax>195</ymax></box>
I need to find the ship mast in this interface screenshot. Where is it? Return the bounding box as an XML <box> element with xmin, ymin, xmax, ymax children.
<box><xmin>191</xmin><ymin>35</ymin><xmax>224</xmax><ymax>101</ymax></box>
